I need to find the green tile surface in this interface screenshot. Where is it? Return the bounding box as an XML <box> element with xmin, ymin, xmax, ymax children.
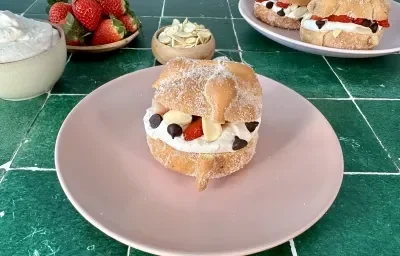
<box><xmin>295</xmin><ymin>175</ymin><xmax>400</xmax><ymax>256</ymax></box>
<box><xmin>1</xmin><ymin>0</ymin><xmax>400</xmax><ymax>255</ymax></box>
<box><xmin>243</xmin><ymin>52</ymin><xmax>348</xmax><ymax>98</ymax></box>
<box><xmin>163</xmin><ymin>0</ymin><xmax>230</xmax><ymax>18</ymax></box>
<box><xmin>12</xmin><ymin>96</ymin><xmax>84</xmax><ymax>168</ymax></box>
<box><xmin>357</xmin><ymin>100</ymin><xmax>400</xmax><ymax>167</ymax></box>
<box><xmin>52</xmin><ymin>50</ymin><xmax>154</xmax><ymax>94</ymax></box>
<box><xmin>326</xmin><ymin>55</ymin><xmax>400</xmax><ymax>98</ymax></box>
<box><xmin>0</xmin><ymin>170</ymin><xmax>127</xmax><ymax>255</ymax></box>
<box><xmin>310</xmin><ymin>100</ymin><xmax>397</xmax><ymax>172</ymax></box>
<box><xmin>234</xmin><ymin>19</ymin><xmax>294</xmax><ymax>52</ymax></box>
<box><xmin>0</xmin><ymin>96</ymin><xmax>46</xmax><ymax>166</ymax></box>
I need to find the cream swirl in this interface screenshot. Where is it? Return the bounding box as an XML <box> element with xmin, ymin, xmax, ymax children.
<box><xmin>143</xmin><ymin>108</ymin><xmax>260</xmax><ymax>153</ymax></box>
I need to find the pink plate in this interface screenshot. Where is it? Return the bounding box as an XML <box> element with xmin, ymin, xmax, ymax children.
<box><xmin>55</xmin><ymin>66</ymin><xmax>344</xmax><ymax>256</ymax></box>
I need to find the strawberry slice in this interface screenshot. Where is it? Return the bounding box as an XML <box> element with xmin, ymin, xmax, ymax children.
<box><xmin>183</xmin><ymin>118</ymin><xmax>203</xmax><ymax>141</ymax></box>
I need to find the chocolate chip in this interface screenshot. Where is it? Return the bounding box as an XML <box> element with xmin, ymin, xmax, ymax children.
<box><xmin>149</xmin><ymin>114</ymin><xmax>162</xmax><ymax>128</ymax></box>
<box><xmin>245</xmin><ymin>121</ymin><xmax>259</xmax><ymax>133</ymax></box>
<box><xmin>266</xmin><ymin>1</ymin><xmax>273</xmax><ymax>9</ymax></box>
<box><xmin>277</xmin><ymin>9</ymin><xmax>285</xmax><ymax>17</ymax></box>
<box><xmin>232</xmin><ymin>136</ymin><xmax>248</xmax><ymax>151</ymax></box>
<box><xmin>167</xmin><ymin>124</ymin><xmax>182</xmax><ymax>139</ymax></box>
<box><xmin>370</xmin><ymin>23</ymin><xmax>378</xmax><ymax>33</ymax></box>
<box><xmin>298</xmin><ymin>18</ymin><xmax>303</xmax><ymax>22</ymax></box>
<box><xmin>316</xmin><ymin>20</ymin><xmax>326</xmax><ymax>29</ymax></box>
<box><xmin>362</xmin><ymin>19</ymin><xmax>372</xmax><ymax>27</ymax></box>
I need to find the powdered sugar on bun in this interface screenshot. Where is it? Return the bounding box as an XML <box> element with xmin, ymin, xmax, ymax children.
<box><xmin>152</xmin><ymin>57</ymin><xmax>262</xmax><ymax>123</ymax></box>
<box><xmin>307</xmin><ymin>0</ymin><xmax>390</xmax><ymax>20</ymax></box>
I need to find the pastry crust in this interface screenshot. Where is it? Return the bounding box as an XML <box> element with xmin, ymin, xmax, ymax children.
<box><xmin>146</xmin><ymin>135</ymin><xmax>258</xmax><ymax>191</ymax></box>
<box><xmin>288</xmin><ymin>0</ymin><xmax>312</xmax><ymax>5</ymax></box>
<box><xmin>300</xmin><ymin>27</ymin><xmax>384</xmax><ymax>49</ymax></box>
<box><xmin>307</xmin><ymin>0</ymin><xmax>391</xmax><ymax>20</ymax></box>
<box><xmin>254</xmin><ymin>3</ymin><xmax>301</xmax><ymax>30</ymax></box>
<box><xmin>153</xmin><ymin>57</ymin><xmax>262</xmax><ymax>124</ymax></box>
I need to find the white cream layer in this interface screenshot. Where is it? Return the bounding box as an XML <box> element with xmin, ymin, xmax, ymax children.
<box><xmin>301</xmin><ymin>14</ymin><xmax>383</xmax><ymax>34</ymax></box>
<box><xmin>0</xmin><ymin>10</ymin><xmax>59</xmax><ymax>63</ymax></box>
<box><xmin>144</xmin><ymin>108</ymin><xmax>260</xmax><ymax>153</ymax></box>
<box><xmin>256</xmin><ymin>0</ymin><xmax>308</xmax><ymax>20</ymax></box>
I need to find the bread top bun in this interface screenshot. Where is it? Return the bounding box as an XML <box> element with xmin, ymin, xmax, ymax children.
<box><xmin>307</xmin><ymin>0</ymin><xmax>391</xmax><ymax>20</ymax></box>
<box><xmin>286</xmin><ymin>0</ymin><xmax>312</xmax><ymax>6</ymax></box>
<box><xmin>152</xmin><ymin>57</ymin><xmax>262</xmax><ymax>124</ymax></box>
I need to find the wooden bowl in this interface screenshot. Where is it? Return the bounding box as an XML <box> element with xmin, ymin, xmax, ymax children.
<box><xmin>67</xmin><ymin>30</ymin><xmax>139</xmax><ymax>53</ymax></box>
<box><xmin>151</xmin><ymin>26</ymin><xmax>216</xmax><ymax>64</ymax></box>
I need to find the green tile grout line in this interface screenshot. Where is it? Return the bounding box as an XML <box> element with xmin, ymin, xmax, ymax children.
<box><xmin>323</xmin><ymin>56</ymin><xmax>400</xmax><ymax>172</ymax></box>
<box><xmin>225</xmin><ymin>0</ymin><xmax>243</xmax><ymax>62</ymax></box>
<box><xmin>20</xmin><ymin>0</ymin><xmax>38</xmax><ymax>16</ymax></box>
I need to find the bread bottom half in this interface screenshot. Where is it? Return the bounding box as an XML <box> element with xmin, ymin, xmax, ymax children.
<box><xmin>254</xmin><ymin>4</ymin><xmax>301</xmax><ymax>30</ymax></box>
<box><xmin>146</xmin><ymin>135</ymin><xmax>258</xmax><ymax>191</ymax></box>
<box><xmin>300</xmin><ymin>27</ymin><xmax>384</xmax><ymax>50</ymax></box>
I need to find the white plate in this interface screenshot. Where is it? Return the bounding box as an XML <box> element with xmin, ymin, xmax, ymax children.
<box><xmin>239</xmin><ymin>0</ymin><xmax>400</xmax><ymax>58</ymax></box>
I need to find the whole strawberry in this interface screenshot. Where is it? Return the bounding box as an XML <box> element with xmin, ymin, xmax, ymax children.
<box><xmin>62</xmin><ymin>12</ymin><xmax>87</xmax><ymax>46</ymax></box>
<box><xmin>98</xmin><ymin>0</ymin><xmax>128</xmax><ymax>18</ymax></box>
<box><xmin>49</xmin><ymin>2</ymin><xmax>72</xmax><ymax>24</ymax></box>
<box><xmin>91</xmin><ymin>16</ymin><xmax>126</xmax><ymax>45</ymax></box>
<box><xmin>119</xmin><ymin>12</ymin><xmax>141</xmax><ymax>34</ymax></box>
<box><xmin>72</xmin><ymin>0</ymin><xmax>103</xmax><ymax>31</ymax></box>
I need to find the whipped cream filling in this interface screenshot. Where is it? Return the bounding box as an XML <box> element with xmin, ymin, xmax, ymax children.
<box><xmin>256</xmin><ymin>0</ymin><xmax>308</xmax><ymax>20</ymax></box>
<box><xmin>0</xmin><ymin>10</ymin><xmax>59</xmax><ymax>63</ymax></box>
<box><xmin>301</xmin><ymin>14</ymin><xmax>383</xmax><ymax>34</ymax></box>
<box><xmin>144</xmin><ymin>108</ymin><xmax>261</xmax><ymax>154</ymax></box>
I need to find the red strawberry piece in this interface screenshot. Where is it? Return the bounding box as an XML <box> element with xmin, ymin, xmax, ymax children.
<box><xmin>72</xmin><ymin>0</ymin><xmax>103</xmax><ymax>31</ymax></box>
<box><xmin>98</xmin><ymin>0</ymin><xmax>128</xmax><ymax>18</ymax></box>
<box><xmin>49</xmin><ymin>2</ymin><xmax>72</xmax><ymax>24</ymax></box>
<box><xmin>91</xmin><ymin>16</ymin><xmax>126</xmax><ymax>45</ymax></box>
<box><xmin>183</xmin><ymin>118</ymin><xmax>203</xmax><ymax>141</ymax></box>
<box><xmin>119</xmin><ymin>12</ymin><xmax>141</xmax><ymax>33</ymax></box>
<box><xmin>62</xmin><ymin>12</ymin><xmax>87</xmax><ymax>46</ymax></box>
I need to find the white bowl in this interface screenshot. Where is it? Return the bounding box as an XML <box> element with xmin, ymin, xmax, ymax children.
<box><xmin>0</xmin><ymin>23</ymin><xmax>67</xmax><ymax>101</ymax></box>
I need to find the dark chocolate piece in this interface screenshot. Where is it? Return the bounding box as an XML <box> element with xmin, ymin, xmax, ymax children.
<box><xmin>266</xmin><ymin>1</ymin><xmax>273</xmax><ymax>9</ymax></box>
<box><xmin>232</xmin><ymin>136</ymin><xmax>248</xmax><ymax>151</ymax></box>
<box><xmin>149</xmin><ymin>114</ymin><xmax>162</xmax><ymax>128</ymax></box>
<box><xmin>370</xmin><ymin>23</ymin><xmax>378</xmax><ymax>33</ymax></box>
<box><xmin>245</xmin><ymin>121</ymin><xmax>259</xmax><ymax>133</ymax></box>
<box><xmin>362</xmin><ymin>19</ymin><xmax>372</xmax><ymax>27</ymax></box>
<box><xmin>316</xmin><ymin>20</ymin><xmax>326</xmax><ymax>29</ymax></box>
<box><xmin>277</xmin><ymin>9</ymin><xmax>285</xmax><ymax>17</ymax></box>
<box><xmin>167</xmin><ymin>124</ymin><xmax>182</xmax><ymax>139</ymax></box>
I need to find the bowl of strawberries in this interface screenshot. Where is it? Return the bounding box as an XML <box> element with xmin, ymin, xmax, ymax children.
<box><xmin>48</xmin><ymin>0</ymin><xmax>141</xmax><ymax>53</ymax></box>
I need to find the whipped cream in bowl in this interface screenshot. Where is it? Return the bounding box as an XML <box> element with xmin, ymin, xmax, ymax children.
<box><xmin>144</xmin><ymin>108</ymin><xmax>261</xmax><ymax>154</ymax></box>
<box><xmin>0</xmin><ymin>10</ymin><xmax>60</xmax><ymax>63</ymax></box>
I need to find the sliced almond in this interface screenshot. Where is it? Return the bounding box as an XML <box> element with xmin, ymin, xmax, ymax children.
<box><xmin>183</xmin><ymin>22</ymin><xmax>196</xmax><ymax>33</ymax></box>
<box><xmin>175</xmin><ymin>31</ymin><xmax>192</xmax><ymax>38</ymax></box>
<box><xmin>332</xmin><ymin>29</ymin><xmax>342</xmax><ymax>38</ymax></box>
<box><xmin>158</xmin><ymin>32</ymin><xmax>171</xmax><ymax>44</ymax></box>
<box><xmin>202</xmin><ymin>118</ymin><xmax>222</xmax><ymax>142</ymax></box>
<box><xmin>163</xmin><ymin>110</ymin><xmax>192</xmax><ymax>126</ymax></box>
<box><xmin>152</xmin><ymin>99</ymin><xmax>169</xmax><ymax>115</ymax></box>
<box><xmin>185</xmin><ymin>37</ymin><xmax>197</xmax><ymax>44</ymax></box>
<box><xmin>171</xmin><ymin>34</ymin><xmax>185</xmax><ymax>44</ymax></box>
<box><xmin>172</xmin><ymin>19</ymin><xmax>180</xmax><ymax>26</ymax></box>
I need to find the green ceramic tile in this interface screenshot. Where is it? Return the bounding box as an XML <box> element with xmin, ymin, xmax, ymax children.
<box><xmin>161</xmin><ymin>18</ymin><xmax>238</xmax><ymax>50</ymax></box>
<box><xmin>214</xmin><ymin>50</ymin><xmax>241</xmax><ymax>62</ymax></box>
<box><xmin>326</xmin><ymin>55</ymin><xmax>400</xmax><ymax>98</ymax></box>
<box><xmin>127</xmin><ymin>17</ymin><xmax>159</xmax><ymax>48</ymax></box>
<box><xmin>24</xmin><ymin>13</ymin><xmax>48</xmax><ymax>20</ymax></box>
<box><xmin>310</xmin><ymin>100</ymin><xmax>397</xmax><ymax>172</ymax></box>
<box><xmin>164</xmin><ymin>0</ymin><xmax>230</xmax><ymax>18</ymax></box>
<box><xmin>52</xmin><ymin>50</ymin><xmax>154</xmax><ymax>94</ymax></box>
<box><xmin>228</xmin><ymin>0</ymin><xmax>241</xmax><ymax>18</ymax></box>
<box><xmin>357</xmin><ymin>100</ymin><xmax>400</xmax><ymax>167</ymax></box>
<box><xmin>11</xmin><ymin>96</ymin><xmax>84</xmax><ymax>168</ymax></box>
<box><xmin>0</xmin><ymin>0</ymin><xmax>36</xmax><ymax>14</ymax></box>
<box><xmin>25</xmin><ymin>0</ymin><xmax>48</xmax><ymax>15</ymax></box>
<box><xmin>234</xmin><ymin>19</ymin><xmax>295</xmax><ymax>52</ymax></box>
<box><xmin>0</xmin><ymin>170</ymin><xmax>127</xmax><ymax>255</ymax></box>
<box><xmin>0</xmin><ymin>96</ymin><xmax>46</xmax><ymax>166</ymax></box>
<box><xmin>242</xmin><ymin>52</ymin><xmax>348</xmax><ymax>98</ymax></box>
<box><xmin>128</xmin><ymin>0</ymin><xmax>163</xmax><ymax>16</ymax></box>
<box><xmin>129</xmin><ymin>248</ymin><xmax>154</xmax><ymax>256</ymax></box>
<box><xmin>295</xmin><ymin>175</ymin><xmax>400</xmax><ymax>256</ymax></box>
